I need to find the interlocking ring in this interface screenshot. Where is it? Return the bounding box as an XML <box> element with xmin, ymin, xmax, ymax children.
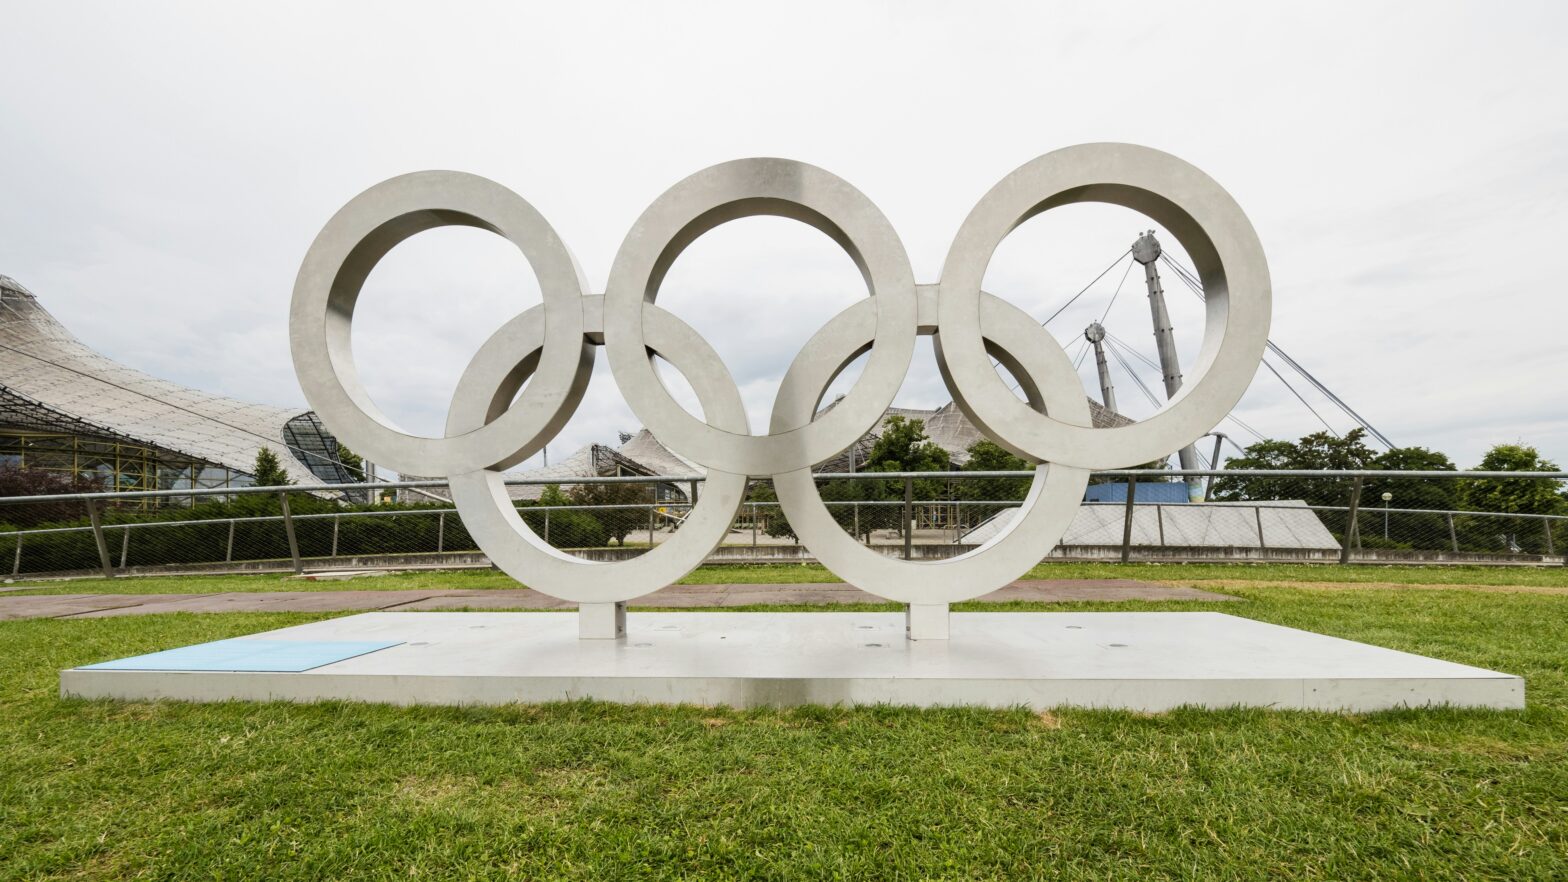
<box><xmin>769</xmin><ymin>293</ymin><xmax>1090</xmax><ymax>605</ymax></box>
<box><xmin>290</xmin><ymin>171</ymin><xmax>593</xmax><ymax>475</ymax></box>
<box><xmin>290</xmin><ymin>145</ymin><xmax>1271</xmax><ymax>609</ymax></box>
<box><xmin>936</xmin><ymin>143</ymin><xmax>1272</xmax><ymax>467</ymax></box>
<box><xmin>445</xmin><ymin>304</ymin><xmax>749</xmax><ymax>603</ymax></box>
<box><xmin>604</xmin><ymin>158</ymin><xmax>919</xmax><ymax>476</ymax></box>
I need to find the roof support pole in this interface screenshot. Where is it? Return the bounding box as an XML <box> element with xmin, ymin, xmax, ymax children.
<box><xmin>1133</xmin><ymin>232</ymin><xmax>1202</xmax><ymax>501</ymax></box>
<box><xmin>1084</xmin><ymin>323</ymin><xmax>1118</xmax><ymax>413</ymax></box>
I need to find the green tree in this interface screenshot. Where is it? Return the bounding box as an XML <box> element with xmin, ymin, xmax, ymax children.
<box><xmin>1460</xmin><ymin>445</ymin><xmax>1563</xmax><ymax>516</ymax></box>
<box><xmin>1365</xmin><ymin>446</ymin><xmax>1458</xmax><ymax>512</ymax></box>
<box><xmin>864</xmin><ymin>415</ymin><xmax>951</xmax><ymax>472</ymax></box>
<box><xmin>251</xmin><ymin>446</ymin><xmax>292</xmax><ymax>488</ymax></box>
<box><xmin>747</xmin><ymin>481</ymin><xmax>795</xmax><ymax>542</ymax></box>
<box><xmin>859</xmin><ymin>417</ymin><xmax>951</xmax><ymax>539</ymax></box>
<box><xmin>335</xmin><ymin>442</ymin><xmax>364</xmax><ymax>478</ymax></box>
<box><xmin>568</xmin><ymin>480</ymin><xmax>654</xmax><ymax>545</ymax></box>
<box><xmin>1210</xmin><ymin>429</ymin><xmax>1377</xmax><ymax>506</ymax></box>
<box><xmin>961</xmin><ymin>439</ymin><xmax>1031</xmax><ymax>503</ymax></box>
<box><xmin>964</xmin><ymin>439</ymin><xmax>1029</xmax><ymax>472</ymax></box>
<box><xmin>522</xmin><ymin>484</ymin><xmax>607</xmax><ymax>549</ymax></box>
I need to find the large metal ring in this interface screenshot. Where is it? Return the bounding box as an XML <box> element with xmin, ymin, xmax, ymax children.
<box><xmin>770</xmin><ymin>294</ymin><xmax>1090</xmax><ymax>604</ymax></box>
<box><xmin>935</xmin><ymin>143</ymin><xmax>1271</xmax><ymax>468</ymax></box>
<box><xmin>447</xmin><ymin>304</ymin><xmax>748</xmax><ymax>604</ymax></box>
<box><xmin>604</xmin><ymin>158</ymin><xmax>918</xmax><ymax>476</ymax></box>
<box><xmin>290</xmin><ymin>171</ymin><xmax>594</xmax><ymax>475</ymax></box>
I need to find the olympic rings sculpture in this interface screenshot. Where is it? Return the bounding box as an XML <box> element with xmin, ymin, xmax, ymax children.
<box><xmin>290</xmin><ymin>143</ymin><xmax>1271</xmax><ymax>633</ymax></box>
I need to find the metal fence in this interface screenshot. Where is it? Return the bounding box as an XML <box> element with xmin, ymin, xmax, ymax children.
<box><xmin>0</xmin><ymin>469</ymin><xmax>1563</xmax><ymax>579</ymax></box>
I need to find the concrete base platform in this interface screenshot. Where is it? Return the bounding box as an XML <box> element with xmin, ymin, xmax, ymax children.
<box><xmin>60</xmin><ymin>612</ymin><xmax>1523</xmax><ymax>712</ymax></box>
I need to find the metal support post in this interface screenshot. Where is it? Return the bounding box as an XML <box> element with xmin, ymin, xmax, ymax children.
<box><xmin>1545</xmin><ymin>519</ymin><xmax>1555</xmax><ymax>556</ymax></box>
<box><xmin>579</xmin><ymin>601</ymin><xmax>627</xmax><ymax>639</ymax></box>
<box><xmin>906</xmin><ymin>602</ymin><xmax>950</xmax><ymax>641</ymax></box>
<box><xmin>12</xmin><ymin>534</ymin><xmax>23</xmax><ymax>578</ymax></box>
<box><xmin>278</xmin><ymin>491</ymin><xmax>302</xmax><ymax>574</ymax></box>
<box><xmin>688</xmin><ymin>479</ymin><xmax>699</xmax><ymax>506</ymax></box>
<box><xmin>225</xmin><ymin>519</ymin><xmax>236</xmax><ymax>563</ymax></box>
<box><xmin>119</xmin><ymin>527</ymin><xmax>131</xmax><ymax>569</ymax></box>
<box><xmin>331</xmin><ymin>515</ymin><xmax>340</xmax><ymax>557</ymax></box>
<box><xmin>903</xmin><ymin>476</ymin><xmax>914</xmax><ymax>560</ymax></box>
<box><xmin>83</xmin><ymin>499</ymin><xmax>115</xmax><ymax>579</ymax></box>
<box><xmin>1254</xmin><ymin>505</ymin><xmax>1267</xmax><ymax>549</ymax></box>
<box><xmin>1340</xmin><ymin>476</ymin><xmax>1364</xmax><ymax>565</ymax></box>
<box><xmin>751</xmin><ymin>502</ymin><xmax>758</xmax><ymax>552</ymax></box>
<box><xmin>1447</xmin><ymin>512</ymin><xmax>1459</xmax><ymax>553</ymax></box>
<box><xmin>437</xmin><ymin>512</ymin><xmax>446</xmax><ymax>553</ymax></box>
<box><xmin>854</xmin><ymin>503</ymin><xmax>860</xmax><ymax>544</ymax></box>
<box><xmin>1156</xmin><ymin>504</ymin><xmax>1165</xmax><ymax>546</ymax></box>
<box><xmin>1120</xmin><ymin>477</ymin><xmax>1138</xmax><ymax>563</ymax></box>
<box><xmin>648</xmin><ymin>506</ymin><xmax>655</xmax><ymax>546</ymax></box>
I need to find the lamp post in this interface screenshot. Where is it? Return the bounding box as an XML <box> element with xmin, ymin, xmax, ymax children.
<box><xmin>1381</xmin><ymin>491</ymin><xmax>1393</xmax><ymax>540</ymax></box>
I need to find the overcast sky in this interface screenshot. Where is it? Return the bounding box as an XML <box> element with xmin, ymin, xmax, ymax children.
<box><xmin>3</xmin><ymin>1</ymin><xmax>1565</xmax><ymax>475</ymax></box>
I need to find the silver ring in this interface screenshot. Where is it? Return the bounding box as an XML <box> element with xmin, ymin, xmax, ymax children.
<box><xmin>936</xmin><ymin>143</ymin><xmax>1271</xmax><ymax>468</ymax></box>
<box><xmin>447</xmin><ymin>304</ymin><xmax>748</xmax><ymax>604</ymax></box>
<box><xmin>770</xmin><ymin>294</ymin><xmax>1089</xmax><ymax>604</ymax></box>
<box><xmin>604</xmin><ymin>158</ymin><xmax>918</xmax><ymax>476</ymax></box>
<box><xmin>290</xmin><ymin>171</ymin><xmax>593</xmax><ymax>475</ymax></box>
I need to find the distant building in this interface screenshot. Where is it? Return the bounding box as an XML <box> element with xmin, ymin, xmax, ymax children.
<box><xmin>0</xmin><ymin>275</ymin><xmax>354</xmax><ymax>503</ymax></box>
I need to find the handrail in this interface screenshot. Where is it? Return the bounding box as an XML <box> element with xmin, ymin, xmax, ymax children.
<box><xmin>3</xmin><ymin>497</ymin><xmax>1560</xmax><ymax>542</ymax></box>
<box><xmin>0</xmin><ymin>468</ymin><xmax>1562</xmax><ymax>506</ymax></box>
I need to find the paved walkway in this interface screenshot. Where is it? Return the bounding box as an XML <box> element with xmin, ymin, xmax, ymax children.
<box><xmin>0</xmin><ymin>579</ymin><xmax>1235</xmax><ymax>621</ymax></box>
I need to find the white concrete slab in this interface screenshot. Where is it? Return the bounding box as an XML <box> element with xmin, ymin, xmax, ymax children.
<box><xmin>60</xmin><ymin>612</ymin><xmax>1523</xmax><ymax>712</ymax></box>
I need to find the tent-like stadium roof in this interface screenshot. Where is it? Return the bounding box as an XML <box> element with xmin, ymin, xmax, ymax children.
<box><xmin>0</xmin><ymin>274</ymin><xmax>336</xmax><ymax>483</ymax></box>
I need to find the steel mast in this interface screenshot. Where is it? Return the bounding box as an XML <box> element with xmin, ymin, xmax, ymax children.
<box><xmin>1083</xmin><ymin>322</ymin><xmax>1117</xmax><ymax>413</ymax></box>
<box><xmin>1132</xmin><ymin>230</ymin><xmax>1203</xmax><ymax>501</ymax></box>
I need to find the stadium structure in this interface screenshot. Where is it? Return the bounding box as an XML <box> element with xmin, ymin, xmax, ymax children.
<box><xmin>0</xmin><ymin>275</ymin><xmax>355</xmax><ymax>504</ymax></box>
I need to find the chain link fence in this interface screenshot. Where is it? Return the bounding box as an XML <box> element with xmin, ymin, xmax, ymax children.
<box><xmin>1</xmin><ymin>470</ymin><xmax>1563</xmax><ymax>579</ymax></box>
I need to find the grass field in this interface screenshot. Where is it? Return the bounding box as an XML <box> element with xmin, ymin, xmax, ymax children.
<box><xmin>7</xmin><ymin>560</ymin><xmax>1568</xmax><ymax>595</ymax></box>
<box><xmin>3</xmin><ymin>579</ymin><xmax>1567</xmax><ymax>880</ymax></box>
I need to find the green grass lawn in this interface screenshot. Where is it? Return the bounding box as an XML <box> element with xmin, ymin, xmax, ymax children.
<box><xmin>2</xmin><ymin>584</ymin><xmax>1566</xmax><ymax>880</ymax></box>
<box><xmin>7</xmin><ymin>560</ymin><xmax>1568</xmax><ymax>595</ymax></box>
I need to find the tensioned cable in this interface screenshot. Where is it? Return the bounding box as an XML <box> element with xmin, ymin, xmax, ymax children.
<box><xmin>1039</xmin><ymin>249</ymin><xmax>1132</xmax><ymax>327</ymax></box>
<box><xmin>1096</xmin><ymin>256</ymin><xmax>1137</xmax><ymax>324</ymax></box>
<box><xmin>1258</xmin><ymin>355</ymin><xmax>1340</xmax><ymax>437</ymax></box>
<box><xmin>1103</xmin><ymin>336</ymin><xmax>1165</xmax><ymax>409</ymax></box>
<box><xmin>1105</xmin><ymin>331</ymin><xmax>1162</xmax><ymax>372</ymax></box>
<box><xmin>1104</xmin><ymin>329</ymin><xmax>1268</xmax><ymax>444</ymax></box>
<box><xmin>1072</xmin><ymin>336</ymin><xmax>1092</xmax><ymax>371</ymax></box>
<box><xmin>1221</xmin><ymin>414</ymin><xmax>1267</xmax><ymax>445</ymax></box>
<box><xmin>998</xmin><ymin>249</ymin><xmax>1135</xmax><ymax>400</ymax></box>
<box><xmin>1157</xmin><ymin>251</ymin><xmax>1396</xmax><ymax>448</ymax></box>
